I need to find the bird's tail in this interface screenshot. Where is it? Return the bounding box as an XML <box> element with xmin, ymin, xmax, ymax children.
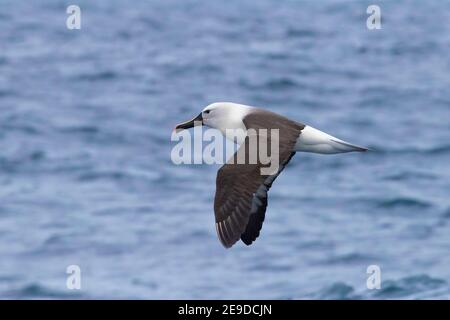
<box><xmin>294</xmin><ymin>125</ymin><xmax>368</xmax><ymax>154</ymax></box>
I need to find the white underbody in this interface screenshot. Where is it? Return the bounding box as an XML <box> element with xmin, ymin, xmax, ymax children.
<box><xmin>294</xmin><ymin>125</ymin><xmax>365</xmax><ymax>154</ymax></box>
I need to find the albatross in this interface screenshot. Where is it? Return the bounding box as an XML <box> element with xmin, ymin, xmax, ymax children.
<box><xmin>175</xmin><ymin>102</ymin><xmax>367</xmax><ymax>248</ymax></box>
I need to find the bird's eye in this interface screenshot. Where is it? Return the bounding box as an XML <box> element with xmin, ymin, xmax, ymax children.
<box><xmin>204</xmin><ymin>110</ymin><xmax>211</xmax><ymax>114</ymax></box>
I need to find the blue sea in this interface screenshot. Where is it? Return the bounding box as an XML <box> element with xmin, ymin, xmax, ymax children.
<box><xmin>0</xmin><ymin>0</ymin><xmax>449</xmax><ymax>299</ymax></box>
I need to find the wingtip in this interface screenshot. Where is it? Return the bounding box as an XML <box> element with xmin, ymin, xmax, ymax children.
<box><xmin>358</xmin><ymin>146</ymin><xmax>369</xmax><ymax>152</ymax></box>
<box><xmin>218</xmin><ymin>236</ymin><xmax>233</xmax><ymax>249</ymax></box>
<box><xmin>215</xmin><ymin>222</ymin><xmax>238</xmax><ymax>249</ymax></box>
<box><xmin>330</xmin><ymin>139</ymin><xmax>369</xmax><ymax>153</ymax></box>
<box><xmin>241</xmin><ymin>237</ymin><xmax>253</xmax><ymax>246</ymax></box>
<box><xmin>359</xmin><ymin>145</ymin><xmax>373</xmax><ymax>152</ymax></box>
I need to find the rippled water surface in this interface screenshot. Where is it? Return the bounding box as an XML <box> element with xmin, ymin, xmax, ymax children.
<box><xmin>0</xmin><ymin>0</ymin><xmax>449</xmax><ymax>299</ymax></box>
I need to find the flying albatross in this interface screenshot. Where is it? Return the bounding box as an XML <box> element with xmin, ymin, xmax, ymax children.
<box><xmin>174</xmin><ymin>102</ymin><xmax>367</xmax><ymax>248</ymax></box>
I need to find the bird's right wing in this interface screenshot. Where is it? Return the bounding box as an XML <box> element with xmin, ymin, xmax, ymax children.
<box><xmin>213</xmin><ymin>111</ymin><xmax>304</xmax><ymax>248</ymax></box>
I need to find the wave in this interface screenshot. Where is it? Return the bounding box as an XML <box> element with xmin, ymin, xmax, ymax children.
<box><xmin>74</xmin><ymin>71</ymin><xmax>118</xmax><ymax>82</ymax></box>
<box><xmin>286</xmin><ymin>28</ymin><xmax>318</xmax><ymax>39</ymax></box>
<box><xmin>384</xmin><ymin>171</ymin><xmax>436</xmax><ymax>181</ymax></box>
<box><xmin>376</xmin><ymin>197</ymin><xmax>432</xmax><ymax>209</ymax></box>
<box><xmin>264</xmin><ymin>78</ymin><xmax>298</xmax><ymax>90</ymax></box>
<box><xmin>372</xmin><ymin>145</ymin><xmax>450</xmax><ymax>155</ymax></box>
<box><xmin>440</xmin><ymin>207</ymin><xmax>450</xmax><ymax>221</ymax></box>
<box><xmin>239</xmin><ymin>77</ymin><xmax>300</xmax><ymax>91</ymax></box>
<box><xmin>59</xmin><ymin>125</ymin><xmax>100</xmax><ymax>134</ymax></box>
<box><xmin>313</xmin><ymin>275</ymin><xmax>449</xmax><ymax>300</ymax></box>
<box><xmin>321</xmin><ymin>252</ymin><xmax>377</xmax><ymax>265</ymax></box>
<box><xmin>6</xmin><ymin>283</ymin><xmax>84</xmax><ymax>299</ymax></box>
<box><xmin>371</xmin><ymin>274</ymin><xmax>447</xmax><ymax>299</ymax></box>
<box><xmin>314</xmin><ymin>282</ymin><xmax>357</xmax><ymax>300</ymax></box>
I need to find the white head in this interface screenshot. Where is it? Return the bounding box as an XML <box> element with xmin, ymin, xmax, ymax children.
<box><xmin>175</xmin><ymin>102</ymin><xmax>253</xmax><ymax>133</ymax></box>
<box><xmin>201</xmin><ymin>102</ymin><xmax>253</xmax><ymax>131</ymax></box>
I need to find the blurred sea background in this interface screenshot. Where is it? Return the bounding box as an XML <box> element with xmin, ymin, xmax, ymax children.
<box><xmin>0</xmin><ymin>0</ymin><xmax>449</xmax><ymax>299</ymax></box>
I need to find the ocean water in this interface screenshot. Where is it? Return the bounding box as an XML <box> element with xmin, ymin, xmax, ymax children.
<box><xmin>0</xmin><ymin>0</ymin><xmax>449</xmax><ymax>299</ymax></box>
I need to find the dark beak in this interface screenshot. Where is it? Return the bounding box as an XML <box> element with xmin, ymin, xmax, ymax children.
<box><xmin>174</xmin><ymin>113</ymin><xmax>203</xmax><ymax>132</ymax></box>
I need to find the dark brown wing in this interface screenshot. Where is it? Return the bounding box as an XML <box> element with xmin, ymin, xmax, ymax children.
<box><xmin>214</xmin><ymin>110</ymin><xmax>304</xmax><ymax>248</ymax></box>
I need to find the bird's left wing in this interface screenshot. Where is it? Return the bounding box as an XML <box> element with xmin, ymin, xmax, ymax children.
<box><xmin>213</xmin><ymin>110</ymin><xmax>304</xmax><ymax>248</ymax></box>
